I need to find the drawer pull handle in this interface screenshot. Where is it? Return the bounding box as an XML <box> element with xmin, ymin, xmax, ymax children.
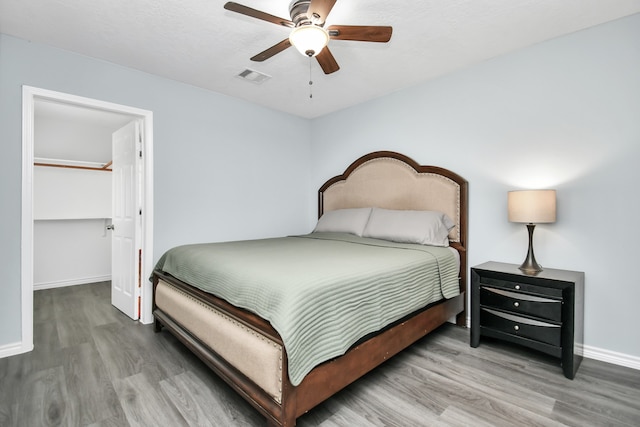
<box><xmin>514</xmin><ymin>325</ymin><xmax>520</xmax><ymax>331</ymax></box>
<box><xmin>515</xmin><ymin>285</ymin><xmax>521</xmax><ymax>290</ymax></box>
<box><xmin>514</xmin><ymin>302</ymin><xmax>520</xmax><ymax>307</ymax></box>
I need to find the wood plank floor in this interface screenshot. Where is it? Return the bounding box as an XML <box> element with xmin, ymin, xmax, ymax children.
<box><xmin>1</xmin><ymin>282</ymin><xmax>638</xmax><ymax>426</ymax></box>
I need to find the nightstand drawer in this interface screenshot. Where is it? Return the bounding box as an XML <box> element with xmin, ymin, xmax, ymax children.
<box><xmin>479</xmin><ymin>276</ymin><xmax>563</xmax><ymax>298</ymax></box>
<box><xmin>480</xmin><ymin>287</ymin><xmax>562</xmax><ymax>322</ymax></box>
<box><xmin>480</xmin><ymin>308</ymin><xmax>561</xmax><ymax>347</ymax></box>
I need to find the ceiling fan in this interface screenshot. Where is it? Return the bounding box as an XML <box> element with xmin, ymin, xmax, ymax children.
<box><xmin>223</xmin><ymin>0</ymin><xmax>393</xmax><ymax>74</ymax></box>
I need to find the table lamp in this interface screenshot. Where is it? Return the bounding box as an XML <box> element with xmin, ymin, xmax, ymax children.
<box><xmin>508</xmin><ymin>190</ymin><xmax>556</xmax><ymax>274</ymax></box>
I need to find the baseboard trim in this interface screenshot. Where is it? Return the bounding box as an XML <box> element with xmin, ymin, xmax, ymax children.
<box><xmin>34</xmin><ymin>275</ymin><xmax>111</xmax><ymax>291</ymax></box>
<box><xmin>0</xmin><ymin>341</ymin><xmax>33</xmax><ymax>359</ymax></box>
<box><xmin>582</xmin><ymin>344</ymin><xmax>640</xmax><ymax>371</ymax></box>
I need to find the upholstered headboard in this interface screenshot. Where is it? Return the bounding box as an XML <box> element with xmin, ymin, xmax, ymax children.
<box><xmin>318</xmin><ymin>151</ymin><xmax>468</xmax><ymax>246</ymax></box>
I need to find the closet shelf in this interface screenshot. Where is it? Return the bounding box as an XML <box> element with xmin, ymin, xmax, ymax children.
<box><xmin>34</xmin><ymin>217</ymin><xmax>112</xmax><ymax>221</ymax></box>
<box><xmin>34</xmin><ymin>157</ymin><xmax>112</xmax><ymax>172</ymax></box>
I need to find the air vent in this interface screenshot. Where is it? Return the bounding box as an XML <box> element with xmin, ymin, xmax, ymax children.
<box><xmin>236</xmin><ymin>69</ymin><xmax>271</xmax><ymax>85</ymax></box>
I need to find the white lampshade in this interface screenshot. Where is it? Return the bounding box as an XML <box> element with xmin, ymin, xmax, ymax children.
<box><xmin>508</xmin><ymin>190</ymin><xmax>556</xmax><ymax>224</ymax></box>
<box><xmin>289</xmin><ymin>25</ymin><xmax>329</xmax><ymax>57</ymax></box>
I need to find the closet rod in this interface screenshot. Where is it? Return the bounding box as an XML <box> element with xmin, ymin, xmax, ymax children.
<box><xmin>34</xmin><ymin>163</ymin><xmax>112</xmax><ymax>172</ymax></box>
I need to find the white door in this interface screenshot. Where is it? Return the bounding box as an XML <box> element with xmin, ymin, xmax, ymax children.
<box><xmin>111</xmin><ymin>120</ymin><xmax>142</xmax><ymax>319</ymax></box>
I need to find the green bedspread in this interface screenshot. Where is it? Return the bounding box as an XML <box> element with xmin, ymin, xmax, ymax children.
<box><xmin>154</xmin><ymin>232</ymin><xmax>460</xmax><ymax>386</ymax></box>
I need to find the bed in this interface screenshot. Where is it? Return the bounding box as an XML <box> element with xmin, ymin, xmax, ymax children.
<box><xmin>152</xmin><ymin>150</ymin><xmax>468</xmax><ymax>426</ymax></box>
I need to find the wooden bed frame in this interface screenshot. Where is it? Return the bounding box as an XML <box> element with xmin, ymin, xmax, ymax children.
<box><xmin>152</xmin><ymin>151</ymin><xmax>468</xmax><ymax>426</ymax></box>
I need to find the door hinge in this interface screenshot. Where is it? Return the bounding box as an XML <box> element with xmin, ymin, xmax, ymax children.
<box><xmin>139</xmin><ymin>209</ymin><xmax>142</xmax><ymax>216</ymax></box>
<box><xmin>139</xmin><ymin>150</ymin><xmax>142</xmax><ymax>158</ymax></box>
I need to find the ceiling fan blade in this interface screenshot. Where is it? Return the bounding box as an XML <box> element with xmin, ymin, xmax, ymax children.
<box><xmin>327</xmin><ymin>25</ymin><xmax>393</xmax><ymax>42</ymax></box>
<box><xmin>224</xmin><ymin>2</ymin><xmax>294</xmax><ymax>28</ymax></box>
<box><xmin>316</xmin><ymin>47</ymin><xmax>340</xmax><ymax>74</ymax></box>
<box><xmin>307</xmin><ymin>0</ymin><xmax>337</xmax><ymax>25</ymax></box>
<box><xmin>250</xmin><ymin>39</ymin><xmax>292</xmax><ymax>62</ymax></box>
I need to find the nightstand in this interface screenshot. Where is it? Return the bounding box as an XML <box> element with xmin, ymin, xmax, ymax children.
<box><xmin>470</xmin><ymin>261</ymin><xmax>584</xmax><ymax>379</ymax></box>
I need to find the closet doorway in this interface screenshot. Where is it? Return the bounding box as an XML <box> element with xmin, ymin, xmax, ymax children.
<box><xmin>20</xmin><ymin>86</ymin><xmax>154</xmax><ymax>354</ymax></box>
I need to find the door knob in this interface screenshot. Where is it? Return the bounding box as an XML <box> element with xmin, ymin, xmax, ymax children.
<box><xmin>106</xmin><ymin>224</ymin><xmax>115</xmax><ymax>230</ymax></box>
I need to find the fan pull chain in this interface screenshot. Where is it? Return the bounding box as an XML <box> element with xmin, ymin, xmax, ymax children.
<box><xmin>309</xmin><ymin>57</ymin><xmax>313</xmax><ymax>99</ymax></box>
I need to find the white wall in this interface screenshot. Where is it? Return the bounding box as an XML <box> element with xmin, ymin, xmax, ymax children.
<box><xmin>33</xmin><ymin>166</ymin><xmax>112</xmax><ymax>288</ymax></box>
<box><xmin>34</xmin><ymin>167</ymin><xmax>112</xmax><ymax>219</ymax></box>
<box><xmin>34</xmin><ymin>219</ymin><xmax>111</xmax><ymax>289</ymax></box>
<box><xmin>34</xmin><ymin>110</ymin><xmax>113</xmax><ymax>162</ymax></box>
<box><xmin>310</xmin><ymin>14</ymin><xmax>640</xmax><ymax>363</ymax></box>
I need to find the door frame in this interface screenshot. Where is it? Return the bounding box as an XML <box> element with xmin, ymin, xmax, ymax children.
<box><xmin>20</xmin><ymin>86</ymin><xmax>154</xmax><ymax>353</ymax></box>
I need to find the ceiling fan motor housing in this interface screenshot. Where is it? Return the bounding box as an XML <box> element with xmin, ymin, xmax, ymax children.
<box><xmin>289</xmin><ymin>0</ymin><xmax>323</xmax><ymax>26</ymax></box>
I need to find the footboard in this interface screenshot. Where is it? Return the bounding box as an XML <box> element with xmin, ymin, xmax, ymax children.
<box><xmin>155</xmin><ymin>278</ymin><xmax>284</xmax><ymax>403</ymax></box>
<box><xmin>153</xmin><ymin>271</ymin><xmax>293</xmax><ymax>426</ymax></box>
<box><xmin>153</xmin><ymin>270</ymin><xmax>464</xmax><ymax>427</ymax></box>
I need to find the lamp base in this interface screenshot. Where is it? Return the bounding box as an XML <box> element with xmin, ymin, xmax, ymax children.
<box><xmin>519</xmin><ymin>223</ymin><xmax>543</xmax><ymax>275</ymax></box>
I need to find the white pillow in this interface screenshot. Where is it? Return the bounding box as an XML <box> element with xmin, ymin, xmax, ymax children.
<box><xmin>313</xmin><ymin>208</ymin><xmax>373</xmax><ymax>237</ymax></box>
<box><xmin>362</xmin><ymin>208</ymin><xmax>455</xmax><ymax>247</ymax></box>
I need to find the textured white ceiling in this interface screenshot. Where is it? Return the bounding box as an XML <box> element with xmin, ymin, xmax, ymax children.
<box><xmin>2</xmin><ymin>0</ymin><xmax>640</xmax><ymax>118</ymax></box>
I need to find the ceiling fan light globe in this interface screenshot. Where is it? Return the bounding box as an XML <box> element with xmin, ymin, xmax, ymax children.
<box><xmin>289</xmin><ymin>25</ymin><xmax>329</xmax><ymax>57</ymax></box>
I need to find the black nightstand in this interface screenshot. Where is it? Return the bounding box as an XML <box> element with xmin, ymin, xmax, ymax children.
<box><xmin>470</xmin><ymin>261</ymin><xmax>584</xmax><ymax>379</ymax></box>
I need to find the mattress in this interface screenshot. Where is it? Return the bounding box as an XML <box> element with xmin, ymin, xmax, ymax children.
<box><xmin>154</xmin><ymin>232</ymin><xmax>460</xmax><ymax>385</ymax></box>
